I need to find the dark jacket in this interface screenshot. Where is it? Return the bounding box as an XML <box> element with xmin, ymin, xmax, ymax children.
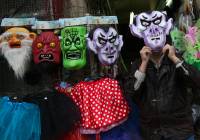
<box><xmin>123</xmin><ymin>56</ymin><xmax>200</xmax><ymax>139</ymax></box>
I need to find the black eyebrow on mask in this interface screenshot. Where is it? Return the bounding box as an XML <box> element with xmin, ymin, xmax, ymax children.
<box><xmin>142</xmin><ymin>15</ymin><xmax>148</xmax><ymax>19</ymax></box>
<box><xmin>108</xmin><ymin>32</ymin><xmax>113</xmax><ymax>37</ymax></box>
<box><xmin>152</xmin><ymin>14</ymin><xmax>157</xmax><ymax>19</ymax></box>
<box><xmin>100</xmin><ymin>33</ymin><xmax>105</xmax><ymax>37</ymax></box>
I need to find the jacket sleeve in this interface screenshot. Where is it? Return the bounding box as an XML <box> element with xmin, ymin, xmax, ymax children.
<box><xmin>122</xmin><ymin>59</ymin><xmax>146</xmax><ymax>97</ymax></box>
<box><xmin>176</xmin><ymin>61</ymin><xmax>200</xmax><ymax>89</ymax></box>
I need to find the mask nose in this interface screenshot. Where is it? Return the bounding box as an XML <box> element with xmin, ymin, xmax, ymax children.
<box><xmin>149</xmin><ymin>26</ymin><xmax>159</xmax><ymax>35</ymax></box>
<box><xmin>42</xmin><ymin>44</ymin><xmax>50</xmax><ymax>53</ymax></box>
<box><xmin>105</xmin><ymin>45</ymin><xmax>114</xmax><ymax>53</ymax></box>
<box><xmin>9</xmin><ymin>35</ymin><xmax>21</xmax><ymax>48</ymax></box>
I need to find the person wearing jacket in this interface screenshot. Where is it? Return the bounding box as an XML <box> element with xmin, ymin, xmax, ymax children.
<box><xmin>123</xmin><ymin>44</ymin><xmax>200</xmax><ymax>140</ymax></box>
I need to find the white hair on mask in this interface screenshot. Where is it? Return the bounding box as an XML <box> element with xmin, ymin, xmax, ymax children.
<box><xmin>0</xmin><ymin>39</ymin><xmax>33</xmax><ymax>79</ymax></box>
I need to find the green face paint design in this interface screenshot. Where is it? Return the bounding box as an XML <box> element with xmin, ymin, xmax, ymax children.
<box><xmin>61</xmin><ymin>26</ymin><xmax>87</xmax><ymax>70</ymax></box>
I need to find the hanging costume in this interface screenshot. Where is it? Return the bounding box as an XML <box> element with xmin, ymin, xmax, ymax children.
<box><xmin>31</xmin><ymin>30</ymin><xmax>81</xmax><ymax>140</ymax></box>
<box><xmin>0</xmin><ymin>26</ymin><xmax>41</xmax><ymax>140</ymax></box>
<box><xmin>0</xmin><ymin>96</ymin><xmax>41</xmax><ymax>140</ymax></box>
<box><xmin>57</xmin><ymin>26</ymin><xmax>141</xmax><ymax>140</ymax></box>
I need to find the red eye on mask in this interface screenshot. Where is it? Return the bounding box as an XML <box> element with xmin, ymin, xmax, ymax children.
<box><xmin>50</xmin><ymin>42</ymin><xmax>55</xmax><ymax>48</ymax></box>
<box><xmin>37</xmin><ymin>43</ymin><xmax>43</xmax><ymax>49</ymax></box>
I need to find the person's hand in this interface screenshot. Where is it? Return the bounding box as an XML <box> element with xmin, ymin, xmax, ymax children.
<box><xmin>162</xmin><ymin>44</ymin><xmax>181</xmax><ymax>64</ymax></box>
<box><xmin>140</xmin><ymin>46</ymin><xmax>152</xmax><ymax>63</ymax></box>
<box><xmin>139</xmin><ymin>46</ymin><xmax>152</xmax><ymax>73</ymax></box>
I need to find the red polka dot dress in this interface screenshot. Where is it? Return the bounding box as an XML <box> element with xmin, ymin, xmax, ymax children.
<box><xmin>68</xmin><ymin>78</ymin><xmax>130</xmax><ymax>134</ymax></box>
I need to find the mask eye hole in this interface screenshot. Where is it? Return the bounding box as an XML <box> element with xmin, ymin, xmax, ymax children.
<box><xmin>65</xmin><ymin>38</ymin><xmax>71</xmax><ymax>46</ymax></box>
<box><xmin>98</xmin><ymin>37</ymin><xmax>107</xmax><ymax>45</ymax></box>
<box><xmin>109</xmin><ymin>36</ymin><xmax>117</xmax><ymax>43</ymax></box>
<box><xmin>50</xmin><ymin>42</ymin><xmax>56</xmax><ymax>48</ymax></box>
<box><xmin>4</xmin><ymin>35</ymin><xmax>12</xmax><ymax>41</ymax></box>
<box><xmin>75</xmin><ymin>37</ymin><xmax>81</xmax><ymax>45</ymax></box>
<box><xmin>17</xmin><ymin>34</ymin><xmax>25</xmax><ymax>40</ymax></box>
<box><xmin>141</xmin><ymin>19</ymin><xmax>151</xmax><ymax>27</ymax></box>
<box><xmin>37</xmin><ymin>43</ymin><xmax>43</xmax><ymax>49</ymax></box>
<box><xmin>153</xmin><ymin>17</ymin><xmax>162</xmax><ymax>25</ymax></box>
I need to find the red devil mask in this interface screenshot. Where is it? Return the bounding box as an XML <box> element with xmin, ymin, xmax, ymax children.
<box><xmin>32</xmin><ymin>31</ymin><xmax>61</xmax><ymax>64</ymax></box>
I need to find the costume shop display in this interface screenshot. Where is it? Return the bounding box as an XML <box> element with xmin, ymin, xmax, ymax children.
<box><xmin>56</xmin><ymin>26</ymin><xmax>142</xmax><ymax>140</ymax></box>
<box><xmin>31</xmin><ymin>30</ymin><xmax>81</xmax><ymax>140</ymax></box>
<box><xmin>129</xmin><ymin>11</ymin><xmax>173</xmax><ymax>52</ymax></box>
<box><xmin>61</xmin><ymin>26</ymin><xmax>87</xmax><ymax>70</ymax></box>
<box><xmin>170</xmin><ymin>21</ymin><xmax>200</xmax><ymax>70</ymax></box>
<box><xmin>0</xmin><ymin>27</ymin><xmax>41</xmax><ymax>140</ymax></box>
<box><xmin>86</xmin><ymin>26</ymin><xmax>141</xmax><ymax>140</ymax></box>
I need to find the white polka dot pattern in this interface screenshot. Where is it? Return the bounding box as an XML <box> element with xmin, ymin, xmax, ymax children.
<box><xmin>70</xmin><ymin>78</ymin><xmax>130</xmax><ymax>134</ymax></box>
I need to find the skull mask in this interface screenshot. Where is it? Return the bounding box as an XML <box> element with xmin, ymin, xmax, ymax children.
<box><xmin>130</xmin><ymin>11</ymin><xmax>173</xmax><ymax>52</ymax></box>
<box><xmin>61</xmin><ymin>26</ymin><xmax>87</xmax><ymax>70</ymax></box>
<box><xmin>87</xmin><ymin>27</ymin><xmax>123</xmax><ymax>66</ymax></box>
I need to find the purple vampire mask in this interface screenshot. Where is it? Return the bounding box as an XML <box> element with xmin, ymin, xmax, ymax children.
<box><xmin>87</xmin><ymin>27</ymin><xmax>123</xmax><ymax>65</ymax></box>
<box><xmin>130</xmin><ymin>11</ymin><xmax>173</xmax><ymax>52</ymax></box>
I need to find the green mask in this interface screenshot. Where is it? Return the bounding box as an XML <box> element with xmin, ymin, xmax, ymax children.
<box><xmin>61</xmin><ymin>26</ymin><xmax>87</xmax><ymax>70</ymax></box>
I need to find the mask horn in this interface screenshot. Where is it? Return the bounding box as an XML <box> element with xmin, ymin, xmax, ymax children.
<box><xmin>129</xmin><ymin>12</ymin><xmax>135</xmax><ymax>25</ymax></box>
<box><xmin>54</xmin><ymin>29</ymin><xmax>60</xmax><ymax>35</ymax></box>
<box><xmin>37</xmin><ymin>30</ymin><xmax>42</xmax><ymax>35</ymax></box>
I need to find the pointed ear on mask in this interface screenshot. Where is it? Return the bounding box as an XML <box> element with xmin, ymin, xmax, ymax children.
<box><xmin>129</xmin><ymin>24</ymin><xmax>143</xmax><ymax>38</ymax></box>
<box><xmin>162</xmin><ymin>11</ymin><xmax>167</xmax><ymax>15</ymax></box>
<box><xmin>118</xmin><ymin>35</ymin><xmax>124</xmax><ymax>51</ymax></box>
<box><xmin>86</xmin><ymin>37</ymin><xmax>97</xmax><ymax>54</ymax></box>
<box><xmin>166</xmin><ymin>18</ymin><xmax>173</xmax><ymax>35</ymax></box>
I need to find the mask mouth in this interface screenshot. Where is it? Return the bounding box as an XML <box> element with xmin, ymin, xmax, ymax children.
<box><xmin>151</xmin><ymin>37</ymin><xmax>160</xmax><ymax>41</ymax></box>
<box><xmin>107</xmin><ymin>55</ymin><xmax>114</xmax><ymax>59</ymax></box>
<box><xmin>9</xmin><ymin>42</ymin><xmax>21</xmax><ymax>48</ymax></box>
<box><xmin>65</xmin><ymin>51</ymin><xmax>81</xmax><ymax>60</ymax></box>
<box><xmin>39</xmin><ymin>54</ymin><xmax>54</xmax><ymax>60</ymax></box>
<box><xmin>104</xmin><ymin>50</ymin><xmax>117</xmax><ymax>59</ymax></box>
<box><xmin>149</xmin><ymin>32</ymin><xmax>162</xmax><ymax>41</ymax></box>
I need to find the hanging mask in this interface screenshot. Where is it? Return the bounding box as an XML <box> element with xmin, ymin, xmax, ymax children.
<box><xmin>130</xmin><ymin>11</ymin><xmax>173</xmax><ymax>52</ymax></box>
<box><xmin>32</xmin><ymin>31</ymin><xmax>61</xmax><ymax>64</ymax></box>
<box><xmin>170</xmin><ymin>28</ymin><xmax>187</xmax><ymax>52</ymax></box>
<box><xmin>0</xmin><ymin>27</ymin><xmax>36</xmax><ymax>78</ymax></box>
<box><xmin>61</xmin><ymin>26</ymin><xmax>87</xmax><ymax>70</ymax></box>
<box><xmin>171</xmin><ymin>26</ymin><xmax>200</xmax><ymax>70</ymax></box>
<box><xmin>87</xmin><ymin>26</ymin><xmax>123</xmax><ymax>66</ymax></box>
<box><xmin>184</xmin><ymin>27</ymin><xmax>200</xmax><ymax>70</ymax></box>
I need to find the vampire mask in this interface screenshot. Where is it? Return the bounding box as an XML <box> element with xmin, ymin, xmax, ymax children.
<box><xmin>61</xmin><ymin>26</ymin><xmax>87</xmax><ymax>70</ymax></box>
<box><xmin>130</xmin><ymin>11</ymin><xmax>173</xmax><ymax>52</ymax></box>
<box><xmin>87</xmin><ymin>27</ymin><xmax>123</xmax><ymax>66</ymax></box>
<box><xmin>32</xmin><ymin>31</ymin><xmax>61</xmax><ymax>64</ymax></box>
<box><xmin>0</xmin><ymin>27</ymin><xmax>36</xmax><ymax>78</ymax></box>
